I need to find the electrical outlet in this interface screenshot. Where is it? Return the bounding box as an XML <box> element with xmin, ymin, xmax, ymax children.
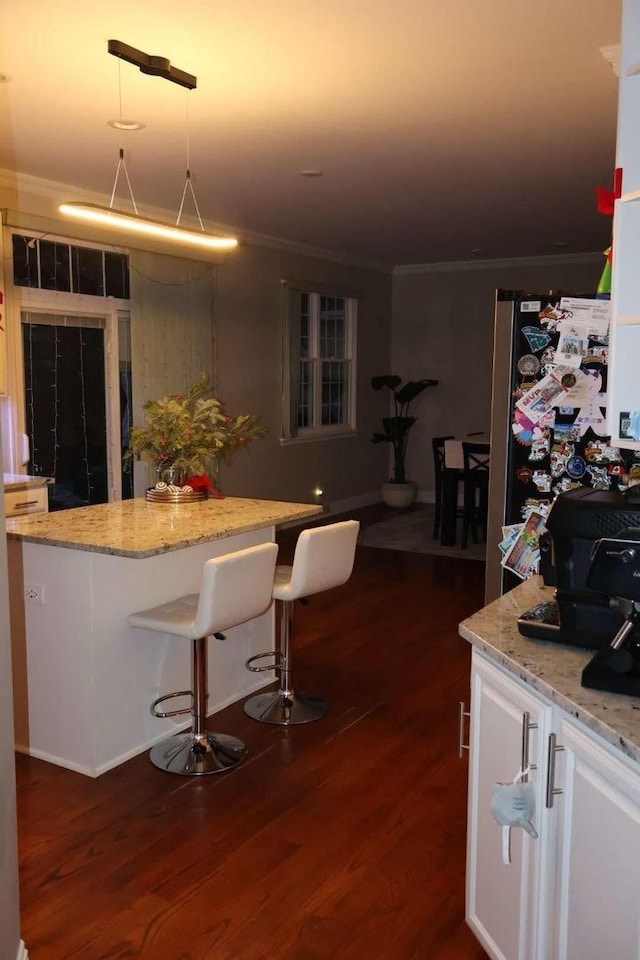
<box><xmin>24</xmin><ymin>584</ymin><xmax>44</xmax><ymax>604</ymax></box>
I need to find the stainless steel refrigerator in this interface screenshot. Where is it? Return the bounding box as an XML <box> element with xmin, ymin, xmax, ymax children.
<box><xmin>485</xmin><ymin>289</ymin><xmax>629</xmax><ymax>603</ymax></box>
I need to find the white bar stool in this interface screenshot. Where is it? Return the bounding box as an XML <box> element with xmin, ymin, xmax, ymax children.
<box><xmin>128</xmin><ymin>542</ymin><xmax>278</xmax><ymax>775</ymax></box>
<box><xmin>244</xmin><ymin>519</ymin><xmax>359</xmax><ymax>725</ymax></box>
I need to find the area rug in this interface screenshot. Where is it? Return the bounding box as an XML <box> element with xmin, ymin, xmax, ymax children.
<box><xmin>358</xmin><ymin>504</ymin><xmax>486</xmax><ymax>561</ymax></box>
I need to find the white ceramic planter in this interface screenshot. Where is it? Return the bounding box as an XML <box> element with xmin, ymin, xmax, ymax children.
<box><xmin>381</xmin><ymin>481</ymin><xmax>417</xmax><ymax>508</ymax></box>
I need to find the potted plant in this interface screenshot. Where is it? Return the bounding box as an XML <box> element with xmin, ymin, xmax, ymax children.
<box><xmin>371</xmin><ymin>374</ymin><xmax>438</xmax><ymax>508</ymax></box>
<box><xmin>125</xmin><ymin>375</ymin><xmax>266</xmax><ymax>499</ymax></box>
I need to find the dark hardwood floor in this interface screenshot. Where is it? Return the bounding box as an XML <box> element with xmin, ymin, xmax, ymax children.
<box><xmin>15</xmin><ymin>509</ymin><xmax>488</xmax><ymax>959</ymax></box>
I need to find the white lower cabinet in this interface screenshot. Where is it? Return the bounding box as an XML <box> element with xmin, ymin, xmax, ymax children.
<box><xmin>466</xmin><ymin>651</ymin><xmax>554</xmax><ymax>960</ymax></box>
<box><xmin>554</xmin><ymin>718</ymin><xmax>640</xmax><ymax>960</ymax></box>
<box><xmin>466</xmin><ymin>650</ymin><xmax>640</xmax><ymax>960</ymax></box>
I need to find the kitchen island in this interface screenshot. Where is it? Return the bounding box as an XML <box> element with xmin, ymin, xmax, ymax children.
<box><xmin>459</xmin><ymin>578</ymin><xmax>640</xmax><ymax>960</ymax></box>
<box><xmin>7</xmin><ymin>496</ymin><xmax>322</xmax><ymax>776</ymax></box>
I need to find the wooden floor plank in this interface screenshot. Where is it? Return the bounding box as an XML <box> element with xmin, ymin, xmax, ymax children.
<box><xmin>16</xmin><ymin>516</ymin><xmax>488</xmax><ymax>959</ymax></box>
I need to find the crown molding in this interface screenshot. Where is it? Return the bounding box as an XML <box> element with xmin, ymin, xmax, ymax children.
<box><xmin>393</xmin><ymin>251</ymin><xmax>602</xmax><ymax>276</ymax></box>
<box><xmin>600</xmin><ymin>43</ymin><xmax>621</xmax><ymax>78</ymax></box>
<box><xmin>0</xmin><ymin>168</ymin><xmax>392</xmax><ymax>274</ymax></box>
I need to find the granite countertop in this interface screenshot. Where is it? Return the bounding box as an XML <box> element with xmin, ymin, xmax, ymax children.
<box><xmin>459</xmin><ymin>577</ymin><xmax>640</xmax><ymax>765</ymax></box>
<box><xmin>3</xmin><ymin>473</ymin><xmax>54</xmax><ymax>491</ymax></box>
<box><xmin>5</xmin><ymin>496</ymin><xmax>322</xmax><ymax>559</ymax></box>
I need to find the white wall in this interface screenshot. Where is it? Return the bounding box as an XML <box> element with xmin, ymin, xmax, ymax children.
<box><xmin>0</xmin><ymin>421</ymin><xmax>24</xmax><ymax>959</ymax></box>
<box><xmin>392</xmin><ymin>254</ymin><xmax>606</xmax><ymax>498</ymax></box>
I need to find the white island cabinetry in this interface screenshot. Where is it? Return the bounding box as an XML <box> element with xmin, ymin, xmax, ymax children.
<box><xmin>6</xmin><ymin>496</ymin><xmax>321</xmax><ymax>777</ymax></box>
<box><xmin>461</xmin><ymin>579</ymin><xmax>640</xmax><ymax>960</ymax></box>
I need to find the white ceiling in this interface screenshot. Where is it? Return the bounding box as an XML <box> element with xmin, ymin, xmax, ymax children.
<box><xmin>0</xmin><ymin>0</ymin><xmax>622</xmax><ymax>269</ymax></box>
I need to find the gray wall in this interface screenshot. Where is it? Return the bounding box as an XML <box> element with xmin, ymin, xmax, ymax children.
<box><xmin>391</xmin><ymin>254</ymin><xmax>606</xmax><ymax>497</ymax></box>
<box><xmin>212</xmin><ymin>242</ymin><xmax>393</xmax><ymax>510</ymax></box>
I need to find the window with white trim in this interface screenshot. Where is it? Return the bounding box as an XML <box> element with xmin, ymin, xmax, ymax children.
<box><xmin>284</xmin><ymin>289</ymin><xmax>357</xmax><ymax>440</ymax></box>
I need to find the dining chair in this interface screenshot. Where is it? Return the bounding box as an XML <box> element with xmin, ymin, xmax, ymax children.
<box><xmin>461</xmin><ymin>441</ymin><xmax>490</xmax><ymax>549</ymax></box>
<box><xmin>432</xmin><ymin>435</ymin><xmax>456</xmax><ymax>539</ymax></box>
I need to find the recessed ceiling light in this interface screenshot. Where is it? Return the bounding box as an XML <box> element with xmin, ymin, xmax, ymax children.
<box><xmin>108</xmin><ymin>119</ymin><xmax>145</xmax><ymax>131</ymax></box>
<box><xmin>300</xmin><ymin>169</ymin><xmax>323</xmax><ymax>178</ymax></box>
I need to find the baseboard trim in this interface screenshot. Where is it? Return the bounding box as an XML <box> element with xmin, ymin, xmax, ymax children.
<box><xmin>14</xmin><ymin>674</ymin><xmax>275</xmax><ymax>778</ymax></box>
<box><xmin>327</xmin><ymin>491</ymin><xmax>381</xmax><ymax>515</ymax></box>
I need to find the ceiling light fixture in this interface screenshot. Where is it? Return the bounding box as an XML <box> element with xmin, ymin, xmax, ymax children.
<box><xmin>107</xmin><ymin>39</ymin><xmax>197</xmax><ymax>90</ymax></box>
<box><xmin>106</xmin><ymin>58</ymin><xmax>145</xmax><ymax>132</ymax></box>
<box><xmin>59</xmin><ymin>41</ymin><xmax>238</xmax><ymax>253</ymax></box>
<box><xmin>108</xmin><ymin>118</ymin><xmax>145</xmax><ymax>131</ymax></box>
<box><xmin>58</xmin><ymin>202</ymin><xmax>238</xmax><ymax>250</ymax></box>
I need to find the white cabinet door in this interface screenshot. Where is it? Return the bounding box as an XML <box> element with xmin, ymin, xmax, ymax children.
<box><xmin>554</xmin><ymin>717</ymin><xmax>640</xmax><ymax>960</ymax></box>
<box><xmin>466</xmin><ymin>654</ymin><xmax>554</xmax><ymax>960</ymax></box>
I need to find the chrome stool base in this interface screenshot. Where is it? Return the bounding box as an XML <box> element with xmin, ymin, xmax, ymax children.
<box><xmin>149</xmin><ymin>731</ymin><xmax>247</xmax><ymax>775</ymax></box>
<box><xmin>243</xmin><ymin>689</ymin><xmax>329</xmax><ymax>725</ymax></box>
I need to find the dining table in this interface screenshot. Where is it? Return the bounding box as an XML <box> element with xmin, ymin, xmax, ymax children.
<box><xmin>440</xmin><ymin>434</ymin><xmax>491</xmax><ymax>546</ymax></box>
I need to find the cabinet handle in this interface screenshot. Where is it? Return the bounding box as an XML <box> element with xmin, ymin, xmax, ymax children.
<box><xmin>545</xmin><ymin>732</ymin><xmax>565</xmax><ymax>808</ymax></box>
<box><xmin>15</xmin><ymin>500</ymin><xmax>39</xmax><ymax>509</ymax></box>
<box><xmin>521</xmin><ymin>711</ymin><xmax>538</xmax><ymax>783</ymax></box>
<box><xmin>458</xmin><ymin>701</ymin><xmax>470</xmax><ymax>758</ymax></box>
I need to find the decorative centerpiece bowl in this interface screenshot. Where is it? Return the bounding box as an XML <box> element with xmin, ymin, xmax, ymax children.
<box><xmin>125</xmin><ymin>375</ymin><xmax>266</xmax><ymax>505</ymax></box>
<box><xmin>145</xmin><ymin>482</ymin><xmax>207</xmax><ymax>504</ymax></box>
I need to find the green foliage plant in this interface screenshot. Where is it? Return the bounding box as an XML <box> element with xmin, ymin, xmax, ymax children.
<box><xmin>371</xmin><ymin>375</ymin><xmax>438</xmax><ymax>483</ymax></box>
<box><xmin>125</xmin><ymin>375</ymin><xmax>266</xmax><ymax>479</ymax></box>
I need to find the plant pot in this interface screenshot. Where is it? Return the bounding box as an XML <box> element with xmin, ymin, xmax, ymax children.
<box><xmin>381</xmin><ymin>481</ymin><xmax>417</xmax><ymax>508</ymax></box>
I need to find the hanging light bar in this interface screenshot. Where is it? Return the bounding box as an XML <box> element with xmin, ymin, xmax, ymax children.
<box><xmin>58</xmin><ymin>202</ymin><xmax>239</xmax><ymax>251</ymax></box>
<box><xmin>58</xmin><ymin>47</ymin><xmax>236</xmax><ymax>253</ymax></box>
<box><xmin>108</xmin><ymin>39</ymin><xmax>197</xmax><ymax>90</ymax></box>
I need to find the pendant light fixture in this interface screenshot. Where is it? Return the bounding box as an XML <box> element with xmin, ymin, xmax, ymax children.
<box><xmin>59</xmin><ymin>40</ymin><xmax>238</xmax><ymax>253</ymax></box>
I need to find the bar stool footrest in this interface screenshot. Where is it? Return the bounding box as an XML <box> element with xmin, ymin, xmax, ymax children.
<box><xmin>151</xmin><ymin>689</ymin><xmax>193</xmax><ymax>719</ymax></box>
<box><xmin>245</xmin><ymin>651</ymin><xmax>280</xmax><ymax>673</ymax></box>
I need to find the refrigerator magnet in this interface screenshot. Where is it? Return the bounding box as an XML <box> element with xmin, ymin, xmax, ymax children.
<box><xmin>512</xmin><ymin>408</ymin><xmax>536</xmax><ymax>444</ymax></box>
<box><xmin>588</xmin><ymin>466</ymin><xmax>611</xmax><ymax>490</ymax></box>
<box><xmin>517</xmin><ymin>354</ymin><xmax>540</xmax><ymax>376</ymax></box>
<box><xmin>522</xmin><ymin>326</ymin><xmax>552</xmax><ymax>353</ymax></box>
<box><xmin>566</xmin><ymin>455</ymin><xmax>587</xmax><ymax>479</ymax></box>
<box><xmin>532</xmin><ymin>471</ymin><xmax>552</xmax><ymax>493</ymax></box>
<box><xmin>528</xmin><ymin>435</ymin><xmax>551</xmax><ymax>461</ymax></box>
<box><xmin>550</xmin><ymin>449</ymin><xmax>569</xmax><ymax>477</ymax></box>
<box><xmin>584</xmin><ymin>345</ymin><xmax>608</xmax><ymax>364</ymax></box>
<box><xmin>553</xmin><ymin>477</ymin><xmax>580</xmax><ymax>495</ymax></box>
